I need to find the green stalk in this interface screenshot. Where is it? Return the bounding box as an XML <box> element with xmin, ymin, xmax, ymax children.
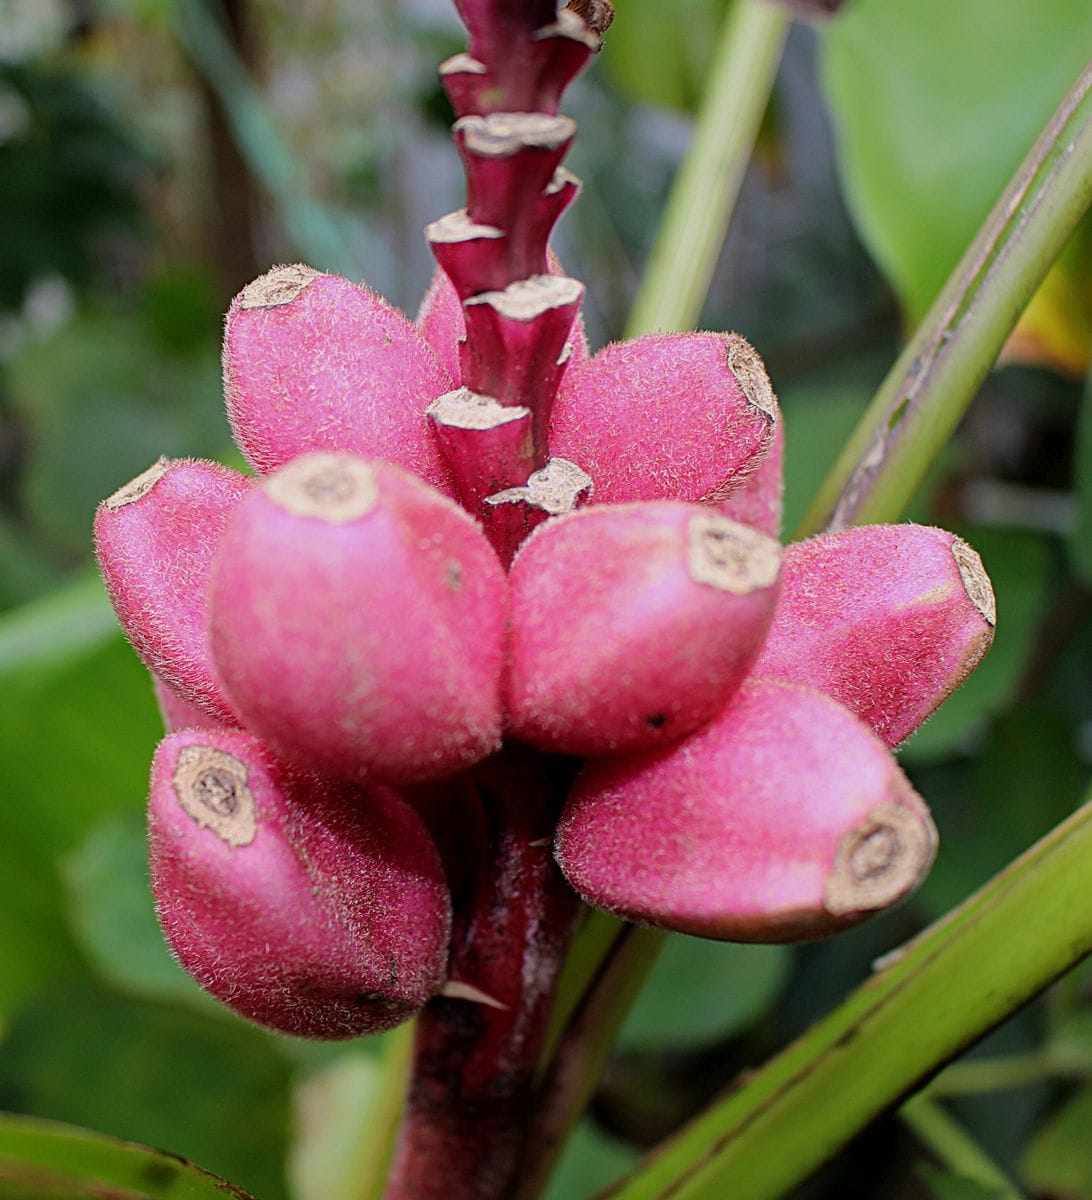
<box><xmin>359</xmin><ymin>1023</ymin><xmax>416</xmax><ymax>1200</ymax></box>
<box><xmin>596</xmin><ymin>787</ymin><xmax>1092</xmax><ymax>1200</ymax></box>
<box><xmin>798</xmin><ymin>59</ymin><xmax>1092</xmax><ymax>537</ymax></box>
<box><xmin>518</xmin><ymin>925</ymin><xmax>667</xmax><ymax>1200</ymax></box>
<box><xmin>900</xmin><ymin>1096</ymin><xmax>1024</xmax><ymax>1199</ymax></box>
<box><xmin>624</xmin><ymin>0</ymin><xmax>789</xmax><ymax>338</ymax></box>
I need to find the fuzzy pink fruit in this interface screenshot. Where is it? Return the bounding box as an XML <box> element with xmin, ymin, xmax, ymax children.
<box><xmin>749</xmin><ymin>524</ymin><xmax>996</xmax><ymax>746</ymax></box>
<box><xmin>209</xmin><ymin>452</ymin><xmax>507</xmax><ymax>785</ymax></box>
<box><xmin>506</xmin><ymin>503</ymin><xmax>782</xmax><ymax>755</ymax></box>
<box><xmin>223</xmin><ymin>265</ymin><xmax>456</xmax><ymax>494</ymax></box>
<box><xmin>548</xmin><ymin>332</ymin><xmax>779</xmax><ymax>507</ymax></box>
<box><xmin>556</xmin><ymin>679</ymin><xmax>938</xmax><ymax>942</ymax></box>
<box><xmin>94</xmin><ymin>457</ymin><xmax>248</xmax><ymax>723</ymax></box>
<box><xmin>149</xmin><ymin>728</ymin><xmax>451</xmax><ymax>1038</ymax></box>
<box><xmin>152</xmin><ymin>676</ymin><xmax>224</xmax><ymax>733</ymax></box>
<box><xmin>717</xmin><ymin>417</ymin><xmax>784</xmax><ymax>537</ymax></box>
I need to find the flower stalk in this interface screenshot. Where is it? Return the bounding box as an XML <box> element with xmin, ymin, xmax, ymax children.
<box><xmin>624</xmin><ymin>0</ymin><xmax>790</xmax><ymax>338</ymax></box>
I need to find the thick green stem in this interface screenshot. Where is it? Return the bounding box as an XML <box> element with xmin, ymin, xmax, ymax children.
<box><xmin>624</xmin><ymin>0</ymin><xmax>789</xmax><ymax>338</ymax></box>
<box><xmin>517</xmin><ymin>925</ymin><xmax>666</xmax><ymax>1200</ymax></box>
<box><xmin>798</xmin><ymin>59</ymin><xmax>1092</xmax><ymax>536</ymax></box>
<box><xmin>595</xmin><ymin>787</ymin><xmax>1092</xmax><ymax>1200</ymax></box>
<box><xmin>900</xmin><ymin>1096</ymin><xmax>1024</xmax><ymax>1199</ymax></box>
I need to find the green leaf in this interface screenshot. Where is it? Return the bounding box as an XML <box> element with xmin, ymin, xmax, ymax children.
<box><xmin>600</xmin><ymin>0</ymin><xmax>730</xmax><ymax>113</ymax></box>
<box><xmin>779</xmin><ymin>370</ymin><xmax>882</xmax><ymax>537</ymax></box>
<box><xmin>919</xmin><ymin>1166</ymin><xmax>1009</xmax><ymax>1200</ymax></box>
<box><xmin>917</xmin><ymin>704</ymin><xmax>1085</xmax><ymax>918</ymax></box>
<box><xmin>542</xmin><ymin>1121</ymin><xmax>639</xmax><ymax>1200</ymax></box>
<box><xmin>0</xmin><ymin>584</ymin><xmax>162</xmax><ymax>1018</ymax></box>
<box><xmin>1071</xmin><ymin>366</ymin><xmax>1092</xmax><ymax>588</ymax></box>
<box><xmin>1021</xmin><ymin>1084</ymin><xmax>1092</xmax><ymax>1199</ymax></box>
<box><xmin>617</xmin><ymin>934</ymin><xmax>789</xmax><ymax>1052</ymax></box>
<box><xmin>287</xmin><ymin>1028</ymin><xmax>411</xmax><ymax>1200</ymax></box>
<box><xmin>820</xmin><ymin>0</ymin><xmax>1092</xmax><ymax>322</ymax></box>
<box><xmin>0</xmin><ymin>982</ymin><xmax>291</xmax><ymax>1200</ymax></box>
<box><xmin>0</xmin><ymin>573</ymin><xmax>116</xmax><ymax>675</ymax></box>
<box><xmin>0</xmin><ymin>1112</ymin><xmax>259</xmax><ymax>1200</ymax></box>
<box><xmin>5</xmin><ymin>304</ymin><xmax>226</xmax><ymax>558</ymax></box>
<box><xmin>899</xmin><ymin>527</ymin><xmax>1054</xmax><ymax>763</ymax></box>
<box><xmin>60</xmin><ymin>813</ymin><xmax>220</xmax><ymax>1012</ymax></box>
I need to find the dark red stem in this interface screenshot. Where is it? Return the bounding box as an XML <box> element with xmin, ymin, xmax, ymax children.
<box><xmin>384</xmin><ymin>748</ymin><xmax>580</xmax><ymax>1200</ymax></box>
<box><xmin>427</xmin><ymin>1</ymin><xmax>609</xmax><ymax>545</ymax></box>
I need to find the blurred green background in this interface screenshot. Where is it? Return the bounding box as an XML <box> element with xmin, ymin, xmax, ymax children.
<box><xmin>0</xmin><ymin>1</ymin><xmax>1090</xmax><ymax>1197</ymax></box>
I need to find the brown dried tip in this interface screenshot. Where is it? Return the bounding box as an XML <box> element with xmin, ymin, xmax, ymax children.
<box><xmin>824</xmin><ymin>803</ymin><xmax>938</xmax><ymax>917</ymax></box>
<box><xmin>171</xmin><ymin>744</ymin><xmax>257</xmax><ymax>848</ymax></box>
<box><xmin>104</xmin><ymin>458</ymin><xmax>169</xmax><ymax>510</ymax></box>
<box><xmin>486</xmin><ymin>457</ymin><xmax>593</xmax><ymax>516</ymax></box>
<box><xmin>457</xmin><ymin>113</ymin><xmax>577</xmax><ymax>158</ymax></box>
<box><xmin>951</xmin><ymin>538</ymin><xmax>997</xmax><ymax>626</ymax></box>
<box><xmin>466</xmin><ymin>275</ymin><xmax>585</xmax><ymax>322</ymax></box>
<box><xmin>725</xmin><ymin>334</ymin><xmax>777</xmax><ymax>420</ymax></box>
<box><xmin>265</xmin><ymin>453</ymin><xmax>379</xmax><ymax>524</ymax></box>
<box><xmin>564</xmin><ymin>0</ymin><xmax>615</xmax><ymax>35</ymax></box>
<box><xmin>238</xmin><ymin>263</ymin><xmax>320</xmax><ymax>310</ymax></box>
<box><xmin>428</xmin><ymin>388</ymin><xmax>530</xmax><ymax>431</ymax></box>
<box><xmin>687</xmin><ymin>515</ymin><xmax>781</xmax><ymax>594</ymax></box>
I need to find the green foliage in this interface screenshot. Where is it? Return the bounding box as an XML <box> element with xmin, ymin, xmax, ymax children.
<box><xmin>543</xmin><ymin>1122</ymin><xmax>639</xmax><ymax>1200</ymax></box>
<box><xmin>0</xmin><ymin>64</ymin><xmax>151</xmax><ymax>311</ymax></box>
<box><xmin>600</xmin><ymin>0</ymin><xmax>728</xmax><ymax>113</ymax></box>
<box><xmin>61</xmin><ymin>813</ymin><xmax>222</xmax><ymax>1012</ymax></box>
<box><xmin>618</xmin><ymin>936</ymin><xmax>788</xmax><ymax>1052</ymax></box>
<box><xmin>919</xmin><ymin>1168</ymin><xmax>1009</xmax><ymax>1200</ymax></box>
<box><xmin>1021</xmin><ymin>1085</ymin><xmax>1092</xmax><ymax>1199</ymax></box>
<box><xmin>0</xmin><ymin>1112</ymin><xmax>259</xmax><ymax>1200</ymax></box>
<box><xmin>0</xmin><ymin>984</ymin><xmax>292</xmax><ymax>1200</ymax></box>
<box><xmin>5</xmin><ymin>294</ymin><xmax>226</xmax><ymax>560</ymax></box>
<box><xmin>821</xmin><ymin>0</ymin><xmax>1092</xmax><ymax>321</ymax></box>
<box><xmin>0</xmin><ymin>603</ymin><xmax>159</xmax><ymax>1019</ymax></box>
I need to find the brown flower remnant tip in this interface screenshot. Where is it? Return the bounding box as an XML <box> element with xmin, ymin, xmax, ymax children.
<box><xmin>687</xmin><ymin>514</ymin><xmax>781</xmax><ymax>594</ymax></box>
<box><xmin>238</xmin><ymin>263</ymin><xmax>320</xmax><ymax>310</ymax></box>
<box><xmin>564</xmin><ymin>0</ymin><xmax>615</xmax><ymax>36</ymax></box>
<box><xmin>172</xmin><ymin>745</ymin><xmax>257</xmax><ymax>847</ymax></box>
<box><xmin>104</xmin><ymin>458</ymin><xmax>169</xmax><ymax>510</ymax></box>
<box><xmin>725</xmin><ymin>334</ymin><xmax>777</xmax><ymax>420</ymax></box>
<box><xmin>266</xmin><ymin>453</ymin><xmax>379</xmax><ymax>523</ymax></box>
<box><xmin>486</xmin><ymin>458</ymin><xmax>593</xmax><ymax>515</ymax></box>
<box><xmin>429</xmin><ymin>389</ymin><xmax>530</xmax><ymax>431</ymax></box>
<box><xmin>951</xmin><ymin>538</ymin><xmax>997</xmax><ymax>626</ymax></box>
<box><xmin>824</xmin><ymin>803</ymin><xmax>938</xmax><ymax>917</ymax></box>
<box><xmin>467</xmin><ymin>275</ymin><xmax>585</xmax><ymax>322</ymax></box>
<box><xmin>458</xmin><ymin>113</ymin><xmax>576</xmax><ymax>158</ymax></box>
